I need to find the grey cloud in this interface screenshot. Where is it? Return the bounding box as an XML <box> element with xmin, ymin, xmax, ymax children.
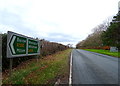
<box><xmin>0</xmin><ymin>10</ymin><xmax>37</xmax><ymax>37</ymax></box>
<box><xmin>0</xmin><ymin>10</ymin><xmax>79</xmax><ymax>43</ymax></box>
<box><xmin>0</xmin><ymin>10</ymin><xmax>22</xmax><ymax>26</ymax></box>
<box><xmin>48</xmin><ymin>32</ymin><xmax>71</xmax><ymax>37</ymax></box>
<box><xmin>45</xmin><ymin>32</ymin><xmax>78</xmax><ymax>42</ymax></box>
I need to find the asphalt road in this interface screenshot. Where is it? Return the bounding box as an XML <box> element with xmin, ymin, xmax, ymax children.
<box><xmin>72</xmin><ymin>49</ymin><xmax>118</xmax><ymax>84</ymax></box>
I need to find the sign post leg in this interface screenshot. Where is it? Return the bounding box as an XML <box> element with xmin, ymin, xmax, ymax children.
<box><xmin>9</xmin><ymin>58</ymin><xmax>13</xmax><ymax>77</ymax></box>
<box><xmin>36</xmin><ymin>55</ymin><xmax>39</xmax><ymax>62</ymax></box>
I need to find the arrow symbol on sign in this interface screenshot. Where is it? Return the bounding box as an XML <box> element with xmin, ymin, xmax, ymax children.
<box><xmin>10</xmin><ymin>36</ymin><xmax>16</xmax><ymax>54</ymax></box>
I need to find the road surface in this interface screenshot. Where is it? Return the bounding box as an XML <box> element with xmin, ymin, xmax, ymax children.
<box><xmin>72</xmin><ymin>49</ymin><xmax>118</xmax><ymax>84</ymax></box>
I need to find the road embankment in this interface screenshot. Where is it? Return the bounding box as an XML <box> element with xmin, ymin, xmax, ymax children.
<box><xmin>83</xmin><ymin>49</ymin><xmax>120</xmax><ymax>57</ymax></box>
<box><xmin>3</xmin><ymin>49</ymin><xmax>72</xmax><ymax>85</ymax></box>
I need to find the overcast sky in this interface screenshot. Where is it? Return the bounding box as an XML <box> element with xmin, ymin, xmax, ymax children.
<box><xmin>0</xmin><ymin>0</ymin><xmax>119</xmax><ymax>47</ymax></box>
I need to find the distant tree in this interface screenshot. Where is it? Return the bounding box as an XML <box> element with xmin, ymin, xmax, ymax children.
<box><xmin>76</xmin><ymin>21</ymin><xmax>109</xmax><ymax>49</ymax></box>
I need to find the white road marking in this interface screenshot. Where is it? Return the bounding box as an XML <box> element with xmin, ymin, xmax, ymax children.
<box><xmin>69</xmin><ymin>51</ymin><xmax>72</xmax><ymax>85</ymax></box>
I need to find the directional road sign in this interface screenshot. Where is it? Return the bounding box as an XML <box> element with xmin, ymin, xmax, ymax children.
<box><xmin>7</xmin><ymin>31</ymin><xmax>40</xmax><ymax>58</ymax></box>
<box><xmin>28</xmin><ymin>39</ymin><xmax>39</xmax><ymax>54</ymax></box>
<box><xmin>9</xmin><ymin>35</ymin><xmax>27</xmax><ymax>55</ymax></box>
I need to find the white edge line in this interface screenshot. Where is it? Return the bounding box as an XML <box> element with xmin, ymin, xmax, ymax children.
<box><xmin>69</xmin><ymin>51</ymin><xmax>72</xmax><ymax>85</ymax></box>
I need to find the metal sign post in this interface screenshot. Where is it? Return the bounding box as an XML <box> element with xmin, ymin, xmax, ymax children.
<box><xmin>36</xmin><ymin>55</ymin><xmax>39</xmax><ymax>62</ymax></box>
<box><xmin>9</xmin><ymin>58</ymin><xmax>13</xmax><ymax>77</ymax></box>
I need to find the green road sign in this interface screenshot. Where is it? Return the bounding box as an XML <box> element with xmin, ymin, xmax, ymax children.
<box><xmin>9</xmin><ymin>35</ymin><xmax>27</xmax><ymax>55</ymax></box>
<box><xmin>7</xmin><ymin>31</ymin><xmax>40</xmax><ymax>58</ymax></box>
<box><xmin>28</xmin><ymin>39</ymin><xmax>39</xmax><ymax>54</ymax></box>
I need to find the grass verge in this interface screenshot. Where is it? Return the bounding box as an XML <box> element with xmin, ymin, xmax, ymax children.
<box><xmin>2</xmin><ymin>49</ymin><xmax>72</xmax><ymax>85</ymax></box>
<box><xmin>83</xmin><ymin>49</ymin><xmax>120</xmax><ymax>58</ymax></box>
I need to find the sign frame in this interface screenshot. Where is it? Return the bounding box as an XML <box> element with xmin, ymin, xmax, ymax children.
<box><xmin>7</xmin><ymin>31</ymin><xmax>40</xmax><ymax>58</ymax></box>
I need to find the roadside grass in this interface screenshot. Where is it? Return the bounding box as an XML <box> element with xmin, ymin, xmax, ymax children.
<box><xmin>3</xmin><ymin>49</ymin><xmax>72</xmax><ymax>85</ymax></box>
<box><xmin>83</xmin><ymin>49</ymin><xmax>120</xmax><ymax>57</ymax></box>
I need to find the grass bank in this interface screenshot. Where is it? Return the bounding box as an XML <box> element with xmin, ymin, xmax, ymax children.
<box><xmin>83</xmin><ymin>49</ymin><xmax>120</xmax><ymax>57</ymax></box>
<box><xmin>3</xmin><ymin>49</ymin><xmax>72</xmax><ymax>85</ymax></box>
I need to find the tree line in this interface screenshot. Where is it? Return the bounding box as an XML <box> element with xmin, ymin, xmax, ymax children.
<box><xmin>76</xmin><ymin>11</ymin><xmax>120</xmax><ymax>51</ymax></box>
<box><xmin>1</xmin><ymin>33</ymin><xmax>69</xmax><ymax>71</ymax></box>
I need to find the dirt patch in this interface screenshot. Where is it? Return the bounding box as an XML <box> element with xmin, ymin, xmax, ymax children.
<box><xmin>48</xmin><ymin>72</ymin><xmax>69</xmax><ymax>85</ymax></box>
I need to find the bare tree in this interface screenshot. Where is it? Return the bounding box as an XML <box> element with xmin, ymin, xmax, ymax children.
<box><xmin>76</xmin><ymin>19</ymin><xmax>110</xmax><ymax>49</ymax></box>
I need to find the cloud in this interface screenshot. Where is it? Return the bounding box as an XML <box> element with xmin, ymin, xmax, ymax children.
<box><xmin>0</xmin><ymin>0</ymin><xmax>119</xmax><ymax>47</ymax></box>
<box><xmin>0</xmin><ymin>10</ymin><xmax>37</xmax><ymax>37</ymax></box>
<box><xmin>46</xmin><ymin>32</ymin><xmax>78</xmax><ymax>42</ymax></box>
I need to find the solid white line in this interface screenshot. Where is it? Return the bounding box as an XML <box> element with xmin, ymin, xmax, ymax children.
<box><xmin>69</xmin><ymin>51</ymin><xmax>72</xmax><ymax>85</ymax></box>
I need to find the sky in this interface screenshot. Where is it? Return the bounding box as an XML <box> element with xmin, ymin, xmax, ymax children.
<box><xmin>0</xmin><ymin>0</ymin><xmax>119</xmax><ymax>47</ymax></box>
